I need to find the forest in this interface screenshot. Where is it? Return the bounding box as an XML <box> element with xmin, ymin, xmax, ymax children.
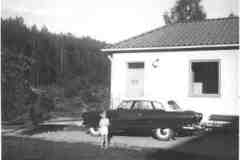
<box><xmin>1</xmin><ymin>17</ymin><xmax>111</xmax><ymax>121</ymax></box>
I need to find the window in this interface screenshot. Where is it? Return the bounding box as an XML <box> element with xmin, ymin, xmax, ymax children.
<box><xmin>128</xmin><ymin>62</ymin><xmax>144</xmax><ymax>69</ymax></box>
<box><xmin>152</xmin><ymin>102</ymin><xmax>165</xmax><ymax>110</ymax></box>
<box><xmin>190</xmin><ymin>61</ymin><xmax>220</xmax><ymax>96</ymax></box>
<box><xmin>118</xmin><ymin>101</ymin><xmax>133</xmax><ymax>109</ymax></box>
<box><xmin>133</xmin><ymin>101</ymin><xmax>153</xmax><ymax>110</ymax></box>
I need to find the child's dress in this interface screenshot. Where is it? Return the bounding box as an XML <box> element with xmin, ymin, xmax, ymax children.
<box><xmin>98</xmin><ymin>118</ymin><xmax>110</xmax><ymax>136</ymax></box>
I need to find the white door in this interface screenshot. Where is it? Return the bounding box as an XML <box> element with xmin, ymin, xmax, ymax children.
<box><xmin>126</xmin><ymin>62</ymin><xmax>144</xmax><ymax>98</ymax></box>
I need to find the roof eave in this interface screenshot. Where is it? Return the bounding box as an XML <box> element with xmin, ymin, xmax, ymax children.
<box><xmin>101</xmin><ymin>44</ymin><xmax>239</xmax><ymax>53</ymax></box>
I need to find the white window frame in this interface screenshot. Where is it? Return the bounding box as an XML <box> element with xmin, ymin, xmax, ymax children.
<box><xmin>189</xmin><ymin>59</ymin><xmax>221</xmax><ymax>97</ymax></box>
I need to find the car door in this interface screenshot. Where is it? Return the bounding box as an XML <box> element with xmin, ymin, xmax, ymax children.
<box><xmin>125</xmin><ymin>101</ymin><xmax>155</xmax><ymax>129</ymax></box>
<box><xmin>148</xmin><ymin>101</ymin><xmax>188</xmax><ymax>129</ymax></box>
<box><xmin>132</xmin><ymin>101</ymin><xmax>181</xmax><ymax>130</ymax></box>
<box><xmin>108</xmin><ymin>101</ymin><xmax>137</xmax><ymax>131</ymax></box>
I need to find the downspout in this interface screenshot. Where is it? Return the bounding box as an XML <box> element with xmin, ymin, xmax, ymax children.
<box><xmin>107</xmin><ymin>54</ymin><xmax>113</xmax><ymax>109</ymax></box>
<box><xmin>237</xmin><ymin>52</ymin><xmax>240</xmax><ymax>116</ymax></box>
<box><xmin>107</xmin><ymin>54</ymin><xmax>113</xmax><ymax>61</ymax></box>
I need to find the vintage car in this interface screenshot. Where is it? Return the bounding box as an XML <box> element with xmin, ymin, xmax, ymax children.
<box><xmin>82</xmin><ymin>99</ymin><xmax>203</xmax><ymax>141</ymax></box>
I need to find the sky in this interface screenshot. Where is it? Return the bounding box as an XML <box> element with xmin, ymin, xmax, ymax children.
<box><xmin>2</xmin><ymin>0</ymin><xmax>239</xmax><ymax>43</ymax></box>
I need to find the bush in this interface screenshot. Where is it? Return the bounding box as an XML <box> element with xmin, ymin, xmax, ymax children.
<box><xmin>81</xmin><ymin>86</ymin><xmax>110</xmax><ymax>111</ymax></box>
<box><xmin>63</xmin><ymin>76</ymin><xmax>90</xmax><ymax>98</ymax></box>
<box><xmin>64</xmin><ymin>86</ymin><xmax>79</xmax><ymax>98</ymax></box>
<box><xmin>30</xmin><ymin>92</ymin><xmax>55</xmax><ymax>125</ymax></box>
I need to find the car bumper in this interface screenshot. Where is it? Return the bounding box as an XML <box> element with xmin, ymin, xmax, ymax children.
<box><xmin>182</xmin><ymin>124</ymin><xmax>205</xmax><ymax>131</ymax></box>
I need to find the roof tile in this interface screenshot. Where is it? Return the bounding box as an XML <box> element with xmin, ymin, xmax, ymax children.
<box><xmin>105</xmin><ymin>17</ymin><xmax>239</xmax><ymax>50</ymax></box>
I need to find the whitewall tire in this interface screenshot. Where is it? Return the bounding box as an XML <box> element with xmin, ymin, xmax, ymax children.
<box><xmin>154</xmin><ymin>128</ymin><xmax>174</xmax><ymax>141</ymax></box>
<box><xmin>88</xmin><ymin>127</ymin><xmax>100</xmax><ymax>136</ymax></box>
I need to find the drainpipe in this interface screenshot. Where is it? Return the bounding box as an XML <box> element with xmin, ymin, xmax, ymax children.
<box><xmin>107</xmin><ymin>54</ymin><xmax>112</xmax><ymax>61</ymax></box>
<box><xmin>237</xmin><ymin>53</ymin><xmax>240</xmax><ymax>115</ymax></box>
<box><xmin>107</xmin><ymin>54</ymin><xmax>113</xmax><ymax>109</ymax></box>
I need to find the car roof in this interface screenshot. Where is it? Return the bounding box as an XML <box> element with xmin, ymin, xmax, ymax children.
<box><xmin>121</xmin><ymin>98</ymin><xmax>165</xmax><ymax>102</ymax></box>
<box><xmin>120</xmin><ymin>98</ymin><xmax>173</xmax><ymax>107</ymax></box>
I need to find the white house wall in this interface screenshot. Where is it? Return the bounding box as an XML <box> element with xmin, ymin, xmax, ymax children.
<box><xmin>110</xmin><ymin>49</ymin><xmax>238</xmax><ymax>118</ymax></box>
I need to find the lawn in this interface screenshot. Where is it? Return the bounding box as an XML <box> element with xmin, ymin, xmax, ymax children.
<box><xmin>2</xmin><ymin>135</ymin><xmax>230</xmax><ymax>160</ymax></box>
<box><xmin>3</xmin><ymin>136</ymin><xmax>149</xmax><ymax>160</ymax></box>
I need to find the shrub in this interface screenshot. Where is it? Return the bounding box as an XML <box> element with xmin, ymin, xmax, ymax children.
<box><xmin>30</xmin><ymin>91</ymin><xmax>55</xmax><ymax>125</ymax></box>
<box><xmin>63</xmin><ymin>76</ymin><xmax>90</xmax><ymax>98</ymax></box>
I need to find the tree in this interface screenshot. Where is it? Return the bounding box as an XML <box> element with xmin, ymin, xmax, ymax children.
<box><xmin>163</xmin><ymin>0</ymin><xmax>206</xmax><ymax>25</ymax></box>
<box><xmin>1</xmin><ymin>48</ymin><xmax>34</xmax><ymax>120</ymax></box>
<box><xmin>1</xmin><ymin>17</ymin><xmax>110</xmax><ymax>121</ymax></box>
<box><xmin>1</xmin><ymin>17</ymin><xmax>109</xmax><ymax>88</ymax></box>
<box><xmin>228</xmin><ymin>12</ymin><xmax>238</xmax><ymax>18</ymax></box>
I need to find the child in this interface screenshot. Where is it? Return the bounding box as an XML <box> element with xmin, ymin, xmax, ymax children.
<box><xmin>98</xmin><ymin>110</ymin><xmax>110</xmax><ymax>149</ymax></box>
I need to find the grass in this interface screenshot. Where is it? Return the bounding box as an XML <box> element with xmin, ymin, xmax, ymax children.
<box><xmin>3</xmin><ymin>135</ymin><xmax>234</xmax><ymax>160</ymax></box>
<box><xmin>2</xmin><ymin>136</ymin><xmax>150</xmax><ymax>160</ymax></box>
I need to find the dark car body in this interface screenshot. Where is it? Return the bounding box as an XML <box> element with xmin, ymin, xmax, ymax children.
<box><xmin>82</xmin><ymin>99</ymin><xmax>203</xmax><ymax>135</ymax></box>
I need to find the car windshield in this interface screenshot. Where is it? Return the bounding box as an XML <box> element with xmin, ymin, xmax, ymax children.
<box><xmin>165</xmin><ymin>103</ymin><xmax>183</xmax><ymax>111</ymax></box>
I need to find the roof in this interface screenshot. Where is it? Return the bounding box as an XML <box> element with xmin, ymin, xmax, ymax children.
<box><xmin>103</xmin><ymin>17</ymin><xmax>239</xmax><ymax>52</ymax></box>
<box><xmin>121</xmin><ymin>98</ymin><xmax>163</xmax><ymax>102</ymax></box>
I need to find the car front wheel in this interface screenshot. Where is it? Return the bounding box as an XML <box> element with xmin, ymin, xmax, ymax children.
<box><xmin>153</xmin><ymin>128</ymin><xmax>174</xmax><ymax>141</ymax></box>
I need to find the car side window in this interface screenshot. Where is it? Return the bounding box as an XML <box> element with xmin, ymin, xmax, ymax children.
<box><xmin>152</xmin><ymin>102</ymin><xmax>165</xmax><ymax>111</ymax></box>
<box><xmin>118</xmin><ymin>101</ymin><xmax>133</xmax><ymax>109</ymax></box>
<box><xmin>133</xmin><ymin>101</ymin><xmax>153</xmax><ymax>110</ymax></box>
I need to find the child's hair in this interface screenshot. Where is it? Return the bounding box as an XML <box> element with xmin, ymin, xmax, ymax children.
<box><xmin>100</xmin><ymin>110</ymin><xmax>107</xmax><ymax>117</ymax></box>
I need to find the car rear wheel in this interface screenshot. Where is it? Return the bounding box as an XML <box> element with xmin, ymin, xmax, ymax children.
<box><xmin>88</xmin><ymin>127</ymin><xmax>100</xmax><ymax>136</ymax></box>
<box><xmin>153</xmin><ymin>128</ymin><xmax>174</xmax><ymax>141</ymax></box>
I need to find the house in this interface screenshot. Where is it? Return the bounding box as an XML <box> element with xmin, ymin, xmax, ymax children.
<box><xmin>102</xmin><ymin>17</ymin><xmax>239</xmax><ymax>120</ymax></box>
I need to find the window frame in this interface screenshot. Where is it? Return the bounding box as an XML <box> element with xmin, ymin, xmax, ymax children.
<box><xmin>189</xmin><ymin>59</ymin><xmax>221</xmax><ymax>97</ymax></box>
